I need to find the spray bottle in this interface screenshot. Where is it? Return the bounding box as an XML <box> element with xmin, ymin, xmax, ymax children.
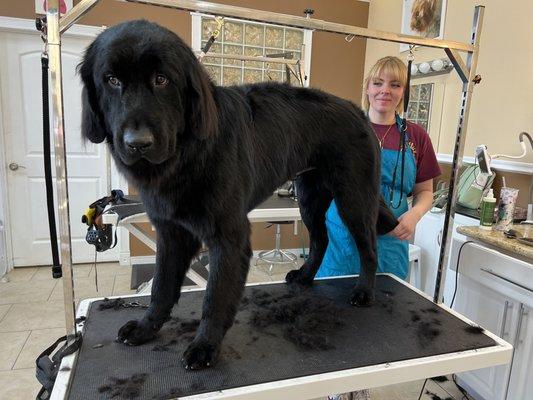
<box><xmin>479</xmin><ymin>189</ymin><xmax>496</xmax><ymax>230</ymax></box>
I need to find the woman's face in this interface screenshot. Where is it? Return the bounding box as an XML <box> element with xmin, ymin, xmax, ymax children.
<box><xmin>366</xmin><ymin>71</ymin><xmax>404</xmax><ymax>115</ymax></box>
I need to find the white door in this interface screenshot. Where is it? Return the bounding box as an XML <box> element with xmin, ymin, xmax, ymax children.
<box><xmin>0</xmin><ymin>28</ymin><xmax>119</xmax><ymax>266</ymax></box>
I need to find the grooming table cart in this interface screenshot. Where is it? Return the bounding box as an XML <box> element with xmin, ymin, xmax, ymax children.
<box><xmin>50</xmin><ymin>274</ymin><xmax>512</xmax><ymax>400</ymax></box>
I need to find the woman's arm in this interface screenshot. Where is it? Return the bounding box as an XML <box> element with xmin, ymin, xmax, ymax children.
<box><xmin>391</xmin><ymin>178</ymin><xmax>434</xmax><ymax>241</ymax></box>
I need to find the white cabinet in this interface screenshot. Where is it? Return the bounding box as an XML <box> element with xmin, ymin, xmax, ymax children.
<box><xmin>451</xmin><ymin>241</ymin><xmax>533</xmax><ymax>400</ymax></box>
<box><xmin>413</xmin><ymin>210</ymin><xmax>477</xmax><ymax>303</ymax></box>
<box><xmin>454</xmin><ymin>276</ymin><xmax>519</xmax><ymax>400</ymax></box>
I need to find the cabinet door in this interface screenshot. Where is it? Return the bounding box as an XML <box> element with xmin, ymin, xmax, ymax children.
<box><xmin>455</xmin><ymin>275</ymin><xmax>518</xmax><ymax>400</ymax></box>
<box><xmin>506</xmin><ymin>304</ymin><xmax>532</xmax><ymax>400</ymax></box>
<box><xmin>414</xmin><ymin>212</ymin><xmax>442</xmax><ymax>294</ymax></box>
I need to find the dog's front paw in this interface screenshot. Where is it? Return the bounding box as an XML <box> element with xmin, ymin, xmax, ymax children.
<box><xmin>285</xmin><ymin>268</ymin><xmax>313</xmax><ymax>285</ymax></box>
<box><xmin>117</xmin><ymin>319</ymin><xmax>156</xmax><ymax>345</ymax></box>
<box><xmin>181</xmin><ymin>339</ymin><xmax>219</xmax><ymax>370</ymax></box>
<box><xmin>350</xmin><ymin>286</ymin><xmax>374</xmax><ymax>307</ymax></box>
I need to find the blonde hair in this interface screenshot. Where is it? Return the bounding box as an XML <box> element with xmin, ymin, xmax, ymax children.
<box><xmin>363</xmin><ymin>56</ymin><xmax>408</xmax><ymax>114</ymax></box>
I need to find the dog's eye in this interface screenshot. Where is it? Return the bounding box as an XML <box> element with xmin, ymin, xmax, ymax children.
<box><xmin>107</xmin><ymin>76</ymin><xmax>121</xmax><ymax>87</ymax></box>
<box><xmin>154</xmin><ymin>74</ymin><xmax>169</xmax><ymax>86</ymax></box>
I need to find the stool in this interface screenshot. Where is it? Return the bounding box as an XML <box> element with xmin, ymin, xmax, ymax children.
<box><xmin>407</xmin><ymin>243</ymin><xmax>422</xmax><ymax>288</ymax></box>
<box><xmin>255</xmin><ymin>221</ymin><xmax>298</xmax><ymax>274</ymax></box>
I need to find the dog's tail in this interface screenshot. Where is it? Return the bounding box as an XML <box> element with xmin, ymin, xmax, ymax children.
<box><xmin>377</xmin><ymin>197</ymin><xmax>399</xmax><ymax>235</ymax></box>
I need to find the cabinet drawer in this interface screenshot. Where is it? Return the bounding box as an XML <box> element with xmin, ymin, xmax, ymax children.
<box><xmin>452</xmin><ymin>241</ymin><xmax>533</xmax><ymax>307</ymax></box>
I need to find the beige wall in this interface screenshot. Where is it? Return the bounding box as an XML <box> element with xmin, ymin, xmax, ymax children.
<box><xmin>365</xmin><ymin>0</ymin><xmax>532</xmax><ymax>208</ymax></box>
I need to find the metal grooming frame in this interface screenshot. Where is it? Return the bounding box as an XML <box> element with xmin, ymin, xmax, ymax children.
<box><xmin>45</xmin><ymin>0</ymin><xmax>484</xmax><ymax>339</ymax></box>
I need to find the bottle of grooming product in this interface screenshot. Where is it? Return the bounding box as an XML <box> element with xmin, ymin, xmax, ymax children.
<box><xmin>479</xmin><ymin>189</ymin><xmax>496</xmax><ymax>230</ymax></box>
<box><xmin>494</xmin><ymin>187</ymin><xmax>520</xmax><ymax>231</ymax></box>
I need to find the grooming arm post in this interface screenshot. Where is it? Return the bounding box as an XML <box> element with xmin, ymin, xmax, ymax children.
<box><xmin>47</xmin><ymin>0</ymin><xmax>77</xmax><ymax>338</ymax></box>
<box><xmin>117</xmin><ymin>0</ymin><xmax>473</xmax><ymax>52</ymax></box>
<box><xmin>433</xmin><ymin>6</ymin><xmax>485</xmax><ymax>304</ymax></box>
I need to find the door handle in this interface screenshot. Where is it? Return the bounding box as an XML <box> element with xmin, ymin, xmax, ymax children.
<box><xmin>516</xmin><ymin>306</ymin><xmax>528</xmax><ymax>347</ymax></box>
<box><xmin>499</xmin><ymin>300</ymin><xmax>512</xmax><ymax>338</ymax></box>
<box><xmin>8</xmin><ymin>162</ymin><xmax>26</xmax><ymax>171</ymax></box>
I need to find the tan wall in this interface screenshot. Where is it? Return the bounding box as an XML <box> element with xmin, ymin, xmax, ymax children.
<box><xmin>365</xmin><ymin>0</ymin><xmax>533</xmax><ymax>209</ymax></box>
<box><xmin>0</xmin><ymin>1</ymin><xmax>369</xmax><ymax>254</ymax></box>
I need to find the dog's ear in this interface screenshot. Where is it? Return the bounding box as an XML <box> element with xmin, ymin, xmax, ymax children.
<box><xmin>78</xmin><ymin>46</ymin><xmax>108</xmax><ymax>144</ymax></box>
<box><xmin>187</xmin><ymin>63</ymin><xmax>219</xmax><ymax>140</ymax></box>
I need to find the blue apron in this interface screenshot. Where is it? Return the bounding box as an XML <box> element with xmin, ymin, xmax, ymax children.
<box><xmin>317</xmin><ymin>116</ymin><xmax>417</xmax><ymax>280</ymax></box>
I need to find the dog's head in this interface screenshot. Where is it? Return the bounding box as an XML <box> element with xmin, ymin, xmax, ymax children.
<box><xmin>79</xmin><ymin>20</ymin><xmax>218</xmax><ymax>171</ymax></box>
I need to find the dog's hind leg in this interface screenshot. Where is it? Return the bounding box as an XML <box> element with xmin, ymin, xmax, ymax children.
<box><xmin>332</xmin><ymin>168</ymin><xmax>381</xmax><ymax>306</ymax></box>
<box><xmin>333</xmin><ymin>186</ymin><xmax>379</xmax><ymax>307</ymax></box>
<box><xmin>285</xmin><ymin>169</ymin><xmax>332</xmax><ymax>285</ymax></box>
<box><xmin>182</xmin><ymin>220</ymin><xmax>252</xmax><ymax>370</ymax></box>
<box><xmin>117</xmin><ymin>221</ymin><xmax>201</xmax><ymax>345</ymax></box>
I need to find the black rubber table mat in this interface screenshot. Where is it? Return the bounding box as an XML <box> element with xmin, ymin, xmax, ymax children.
<box><xmin>67</xmin><ymin>275</ymin><xmax>495</xmax><ymax>399</ymax></box>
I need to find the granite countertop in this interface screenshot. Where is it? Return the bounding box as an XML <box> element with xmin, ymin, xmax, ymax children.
<box><xmin>457</xmin><ymin>226</ymin><xmax>533</xmax><ymax>261</ymax></box>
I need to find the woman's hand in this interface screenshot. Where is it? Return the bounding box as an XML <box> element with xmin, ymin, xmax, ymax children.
<box><xmin>390</xmin><ymin>210</ymin><xmax>421</xmax><ymax>241</ymax></box>
<box><xmin>390</xmin><ymin>179</ymin><xmax>435</xmax><ymax>241</ymax></box>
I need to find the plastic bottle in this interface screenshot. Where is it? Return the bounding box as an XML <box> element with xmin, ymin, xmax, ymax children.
<box><xmin>479</xmin><ymin>189</ymin><xmax>496</xmax><ymax>230</ymax></box>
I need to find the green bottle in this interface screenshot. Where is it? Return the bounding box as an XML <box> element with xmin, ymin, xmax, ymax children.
<box><xmin>479</xmin><ymin>189</ymin><xmax>496</xmax><ymax>230</ymax></box>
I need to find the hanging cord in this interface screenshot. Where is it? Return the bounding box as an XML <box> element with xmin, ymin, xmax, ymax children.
<box><xmin>39</xmin><ymin>17</ymin><xmax>62</xmax><ymax>279</ymax></box>
<box><xmin>198</xmin><ymin>17</ymin><xmax>224</xmax><ymax>61</ymax></box>
<box><xmin>389</xmin><ymin>50</ymin><xmax>413</xmax><ymax>209</ymax></box>
<box><xmin>93</xmin><ymin>250</ymin><xmax>98</xmax><ymax>292</ymax></box>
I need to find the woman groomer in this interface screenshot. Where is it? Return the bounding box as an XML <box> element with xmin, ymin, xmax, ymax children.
<box><xmin>317</xmin><ymin>56</ymin><xmax>441</xmax><ymax>281</ymax></box>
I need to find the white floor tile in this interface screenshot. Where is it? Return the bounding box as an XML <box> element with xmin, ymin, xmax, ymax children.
<box><xmin>0</xmin><ymin>331</ymin><xmax>30</xmax><ymax>371</ymax></box>
<box><xmin>0</xmin><ymin>301</ymin><xmax>66</xmax><ymax>332</ymax></box>
<box><xmin>0</xmin><ymin>368</ymin><xmax>42</xmax><ymax>400</ymax></box>
<box><xmin>0</xmin><ymin>279</ymin><xmax>56</xmax><ymax>305</ymax></box>
<box><xmin>3</xmin><ymin>267</ymin><xmax>37</xmax><ymax>282</ymax></box>
<box><xmin>0</xmin><ymin>306</ymin><xmax>11</xmax><ymax>323</ymax></box>
<box><xmin>13</xmin><ymin>328</ymin><xmax>66</xmax><ymax>370</ymax></box>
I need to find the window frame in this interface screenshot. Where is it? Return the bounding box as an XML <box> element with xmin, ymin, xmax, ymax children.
<box><xmin>191</xmin><ymin>12</ymin><xmax>313</xmax><ymax>87</ymax></box>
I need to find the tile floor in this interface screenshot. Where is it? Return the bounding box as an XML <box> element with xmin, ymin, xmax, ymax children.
<box><xmin>0</xmin><ymin>260</ymin><xmax>469</xmax><ymax>400</ymax></box>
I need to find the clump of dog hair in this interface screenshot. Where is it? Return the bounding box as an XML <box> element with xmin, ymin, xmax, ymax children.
<box><xmin>248</xmin><ymin>289</ymin><xmax>346</xmax><ymax>350</ymax></box>
<box><xmin>416</xmin><ymin>321</ymin><xmax>441</xmax><ymax>347</ymax></box>
<box><xmin>98</xmin><ymin>373</ymin><xmax>148</xmax><ymax>399</ymax></box>
<box><xmin>410</xmin><ymin>0</ymin><xmax>437</xmax><ymax>35</ymax></box>
<box><xmin>430</xmin><ymin>375</ymin><xmax>449</xmax><ymax>383</ymax></box>
<box><xmin>425</xmin><ymin>389</ymin><xmax>453</xmax><ymax>400</ymax></box>
<box><xmin>464</xmin><ymin>325</ymin><xmax>484</xmax><ymax>334</ymax></box>
<box><xmin>97</xmin><ymin>297</ymin><xmax>124</xmax><ymax>310</ymax></box>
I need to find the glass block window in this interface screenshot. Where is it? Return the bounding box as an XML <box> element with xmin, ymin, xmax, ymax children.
<box><xmin>197</xmin><ymin>16</ymin><xmax>307</xmax><ymax>86</ymax></box>
<box><xmin>407</xmin><ymin>83</ymin><xmax>433</xmax><ymax>131</ymax></box>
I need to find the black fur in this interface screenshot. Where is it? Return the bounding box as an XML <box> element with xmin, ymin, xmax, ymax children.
<box><xmin>79</xmin><ymin>20</ymin><xmax>398</xmax><ymax>370</ymax></box>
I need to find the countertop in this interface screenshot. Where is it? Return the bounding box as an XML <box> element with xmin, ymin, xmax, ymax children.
<box><xmin>457</xmin><ymin>225</ymin><xmax>533</xmax><ymax>261</ymax></box>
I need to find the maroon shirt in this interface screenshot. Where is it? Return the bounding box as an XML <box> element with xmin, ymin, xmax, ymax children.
<box><xmin>371</xmin><ymin>121</ymin><xmax>441</xmax><ymax>183</ymax></box>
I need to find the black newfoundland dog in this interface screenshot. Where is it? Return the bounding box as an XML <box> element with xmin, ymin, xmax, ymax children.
<box><xmin>80</xmin><ymin>20</ymin><xmax>398</xmax><ymax>369</ymax></box>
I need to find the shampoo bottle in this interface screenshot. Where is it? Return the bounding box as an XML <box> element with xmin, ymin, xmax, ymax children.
<box><xmin>479</xmin><ymin>189</ymin><xmax>496</xmax><ymax>230</ymax></box>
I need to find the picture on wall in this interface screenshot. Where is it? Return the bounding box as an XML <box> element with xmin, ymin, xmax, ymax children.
<box><xmin>400</xmin><ymin>0</ymin><xmax>447</xmax><ymax>52</ymax></box>
<box><xmin>35</xmin><ymin>0</ymin><xmax>73</xmax><ymax>15</ymax></box>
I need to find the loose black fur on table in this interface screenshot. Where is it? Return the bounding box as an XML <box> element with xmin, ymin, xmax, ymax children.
<box><xmin>79</xmin><ymin>19</ymin><xmax>399</xmax><ymax>369</ymax></box>
<box><xmin>67</xmin><ymin>276</ymin><xmax>496</xmax><ymax>400</ymax></box>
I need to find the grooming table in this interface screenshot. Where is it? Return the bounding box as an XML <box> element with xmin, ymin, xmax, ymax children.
<box><xmin>51</xmin><ymin>274</ymin><xmax>511</xmax><ymax>400</ymax></box>
<box><xmin>102</xmin><ymin>195</ymin><xmax>302</xmax><ymax>288</ymax></box>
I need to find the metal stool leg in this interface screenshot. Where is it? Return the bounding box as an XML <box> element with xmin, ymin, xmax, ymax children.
<box><xmin>257</xmin><ymin>223</ymin><xmax>298</xmax><ymax>274</ymax></box>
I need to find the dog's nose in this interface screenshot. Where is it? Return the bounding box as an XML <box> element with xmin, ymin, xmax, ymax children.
<box><xmin>123</xmin><ymin>129</ymin><xmax>154</xmax><ymax>153</ymax></box>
